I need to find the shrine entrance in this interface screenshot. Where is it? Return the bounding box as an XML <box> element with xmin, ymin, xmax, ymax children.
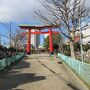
<box><xmin>19</xmin><ymin>25</ymin><xmax>59</xmax><ymax>55</ymax></box>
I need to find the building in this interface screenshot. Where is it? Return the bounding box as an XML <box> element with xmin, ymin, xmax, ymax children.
<box><xmin>24</xmin><ymin>29</ymin><xmax>40</xmax><ymax>49</ymax></box>
<box><xmin>82</xmin><ymin>26</ymin><xmax>90</xmax><ymax>45</ymax></box>
<box><xmin>74</xmin><ymin>25</ymin><xmax>90</xmax><ymax>44</ymax></box>
<box><xmin>31</xmin><ymin>29</ymin><xmax>40</xmax><ymax>49</ymax></box>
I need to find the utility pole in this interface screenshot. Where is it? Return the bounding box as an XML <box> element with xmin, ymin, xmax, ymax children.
<box><xmin>0</xmin><ymin>34</ymin><xmax>1</xmax><ymax>45</ymax></box>
<box><xmin>79</xmin><ymin>17</ymin><xmax>84</xmax><ymax>65</ymax></box>
<box><xmin>10</xmin><ymin>23</ymin><xmax>12</xmax><ymax>47</ymax></box>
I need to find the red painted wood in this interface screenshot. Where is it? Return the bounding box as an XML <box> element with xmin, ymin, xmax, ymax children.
<box><xmin>26</xmin><ymin>30</ymin><xmax>31</xmax><ymax>54</ymax></box>
<box><xmin>49</xmin><ymin>29</ymin><xmax>53</xmax><ymax>54</ymax></box>
<box><xmin>22</xmin><ymin>31</ymin><xmax>60</xmax><ymax>35</ymax></box>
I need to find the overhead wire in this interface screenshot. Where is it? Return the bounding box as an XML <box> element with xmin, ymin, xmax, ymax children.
<box><xmin>0</xmin><ymin>16</ymin><xmax>10</xmax><ymax>30</ymax></box>
<box><xmin>0</xmin><ymin>33</ymin><xmax>9</xmax><ymax>39</ymax></box>
<box><xmin>0</xmin><ymin>16</ymin><xmax>10</xmax><ymax>41</ymax></box>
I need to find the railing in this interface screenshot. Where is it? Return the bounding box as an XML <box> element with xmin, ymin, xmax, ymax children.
<box><xmin>0</xmin><ymin>53</ymin><xmax>25</xmax><ymax>71</ymax></box>
<box><xmin>58</xmin><ymin>53</ymin><xmax>90</xmax><ymax>87</ymax></box>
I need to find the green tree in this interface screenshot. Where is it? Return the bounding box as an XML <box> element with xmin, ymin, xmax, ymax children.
<box><xmin>44</xmin><ymin>36</ymin><xmax>49</xmax><ymax>49</ymax></box>
<box><xmin>44</xmin><ymin>34</ymin><xmax>63</xmax><ymax>52</ymax></box>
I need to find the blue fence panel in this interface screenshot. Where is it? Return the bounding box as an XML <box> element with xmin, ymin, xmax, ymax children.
<box><xmin>0</xmin><ymin>59</ymin><xmax>6</xmax><ymax>69</ymax></box>
<box><xmin>58</xmin><ymin>53</ymin><xmax>90</xmax><ymax>86</ymax></box>
<box><xmin>0</xmin><ymin>53</ymin><xmax>25</xmax><ymax>71</ymax></box>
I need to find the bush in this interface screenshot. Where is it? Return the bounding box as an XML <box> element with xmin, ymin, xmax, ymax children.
<box><xmin>0</xmin><ymin>46</ymin><xmax>24</xmax><ymax>59</ymax></box>
<box><xmin>8</xmin><ymin>47</ymin><xmax>16</xmax><ymax>52</ymax></box>
<box><xmin>74</xmin><ymin>43</ymin><xmax>80</xmax><ymax>51</ymax></box>
<box><xmin>83</xmin><ymin>44</ymin><xmax>90</xmax><ymax>52</ymax></box>
<box><xmin>63</xmin><ymin>51</ymin><xmax>71</xmax><ymax>56</ymax></box>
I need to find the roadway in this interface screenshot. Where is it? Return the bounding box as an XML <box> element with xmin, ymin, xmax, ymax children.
<box><xmin>0</xmin><ymin>53</ymin><xmax>79</xmax><ymax>90</ymax></box>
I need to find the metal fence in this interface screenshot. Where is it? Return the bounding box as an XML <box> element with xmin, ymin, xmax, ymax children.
<box><xmin>0</xmin><ymin>53</ymin><xmax>25</xmax><ymax>71</ymax></box>
<box><xmin>58</xmin><ymin>53</ymin><xmax>90</xmax><ymax>87</ymax></box>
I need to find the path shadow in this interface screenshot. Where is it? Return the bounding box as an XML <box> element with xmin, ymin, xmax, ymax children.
<box><xmin>0</xmin><ymin>73</ymin><xmax>46</xmax><ymax>90</ymax></box>
<box><xmin>24</xmin><ymin>55</ymin><xmax>35</xmax><ymax>59</ymax></box>
<box><xmin>23</xmin><ymin>55</ymin><xmax>28</xmax><ymax>59</ymax></box>
<box><xmin>13</xmin><ymin>60</ymin><xmax>31</xmax><ymax>69</ymax></box>
<box><xmin>36</xmin><ymin>56</ymin><xmax>50</xmax><ymax>57</ymax></box>
<box><xmin>35</xmin><ymin>56</ymin><xmax>51</xmax><ymax>60</ymax></box>
<box><xmin>5</xmin><ymin>59</ymin><xmax>31</xmax><ymax>75</ymax></box>
<box><xmin>0</xmin><ymin>57</ymin><xmax>31</xmax><ymax>77</ymax></box>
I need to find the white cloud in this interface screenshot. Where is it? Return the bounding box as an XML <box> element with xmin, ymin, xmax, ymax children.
<box><xmin>0</xmin><ymin>0</ymin><xmax>89</xmax><ymax>23</ymax></box>
<box><xmin>86</xmin><ymin>0</ymin><xmax>90</xmax><ymax>7</ymax></box>
<box><xmin>0</xmin><ymin>0</ymin><xmax>41</xmax><ymax>22</ymax></box>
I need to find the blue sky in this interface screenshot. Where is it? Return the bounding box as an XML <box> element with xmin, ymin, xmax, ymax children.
<box><xmin>0</xmin><ymin>0</ymin><xmax>42</xmax><ymax>45</ymax></box>
<box><xmin>0</xmin><ymin>21</ymin><xmax>44</xmax><ymax>45</ymax></box>
<box><xmin>0</xmin><ymin>0</ymin><xmax>90</xmax><ymax>45</ymax></box>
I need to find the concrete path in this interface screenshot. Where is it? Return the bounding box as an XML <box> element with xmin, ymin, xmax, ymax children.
<box><xmin>0</xmin><ymin>53</ymin><xmax>77</xmax><ymax>90</ymax></box>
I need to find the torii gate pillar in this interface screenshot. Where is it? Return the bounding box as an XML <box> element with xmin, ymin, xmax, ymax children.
<box><xmin>49</xmin><ymin>29</ymin><xmax>53</xmax><ymax>55</ymax></box>
<box><xmin>27</xmin><ymin>30</ymin><xmax>31</xmax><ymax>55</ymax></box>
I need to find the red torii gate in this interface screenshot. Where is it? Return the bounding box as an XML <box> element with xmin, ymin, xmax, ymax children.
<box><xmin>19</xmin><ymin>25</ymin><xmax>59</xmax><ymax>55</ymax></box>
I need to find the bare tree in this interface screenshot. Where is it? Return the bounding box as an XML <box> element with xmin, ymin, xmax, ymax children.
<box><xmin>35</xmin><ymin>0</ymin><xmax>90</xmax><ymax>58</ymax></box>
<box><xmin>11</xmin><ymin>30</ymin><xmax>26</xmax><ymax>49</ymax></box>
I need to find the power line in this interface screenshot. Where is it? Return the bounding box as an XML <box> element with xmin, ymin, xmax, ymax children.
<box><xmin>0</xmin><ymin>16</ymin><xmax>9</xmax><ymax>24</ymax></box>
<box><xmin>4</xmin><ymin>31</ymin><xmax>10</xmax><ymax>35</ymax></box>
<box><xmin>0</xmin><ymin>33</ymin><xmax>9</xmax><ymax>39</ymax></box>
<box><xmin>0</xmin><ymin>16</ymin><xmax>12</xmax><ymax>47</ymax></box>
<box><xmin>0</xmin><ymin>23</ymin><xmax>9</xmax><ymax>30</ymax></box>
<box><xmin>0</xmin><ymin>16</ymin><xmax>10</xmax><ymax>30</ymax></box>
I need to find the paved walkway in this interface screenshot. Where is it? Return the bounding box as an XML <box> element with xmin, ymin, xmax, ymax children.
<box><xmin>0</xmin><ymin>53</ymin><xmax>77</xmax><ymax>90</ymax></box>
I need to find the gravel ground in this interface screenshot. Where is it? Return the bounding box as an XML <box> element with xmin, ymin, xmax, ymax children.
<box><xmin>0</xmin><ymin>53</ymin><xmax>78</xmax><ymax>90</ymax></box>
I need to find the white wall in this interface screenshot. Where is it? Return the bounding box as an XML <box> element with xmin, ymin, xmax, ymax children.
<box><xmin>82</xmin><ymin>29</ymin><xmax>90</xmax><ymax>44</ymax></box>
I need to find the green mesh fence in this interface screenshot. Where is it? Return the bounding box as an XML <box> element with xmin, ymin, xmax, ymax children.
<box><xmin>58</xmin><ymin>53</ymin><xmax>90</xmax><ymax>86</ymax></box>
<box><xmin>0</xmin><ymin>53</ymin><xmax>25</xmax><ymax>71</ymax></box>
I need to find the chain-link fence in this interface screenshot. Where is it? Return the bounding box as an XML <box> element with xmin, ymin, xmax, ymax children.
<box><xmin>58</xmin><ymin>53</ymin><xmax>90</xmax><ymax>87</ymax></box>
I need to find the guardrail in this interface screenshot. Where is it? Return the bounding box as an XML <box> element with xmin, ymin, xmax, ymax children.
<box><xmin>58</xmin><ymin>53</ymin><xmax>90</xmax><ymax>87</ymax></box>
<box><xmin>0</xmin><ymin>53</ymin><xmax>25</xmax><ymax>71</ymax></box>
